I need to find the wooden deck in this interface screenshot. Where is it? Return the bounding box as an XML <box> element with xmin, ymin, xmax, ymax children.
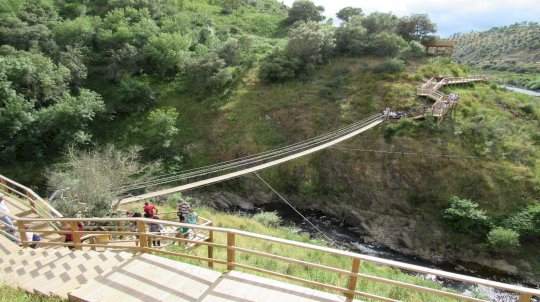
<box><xmin>0</xmin><ymin>234</ymin><xmax>360</xmax><ymax>301</ymax></box>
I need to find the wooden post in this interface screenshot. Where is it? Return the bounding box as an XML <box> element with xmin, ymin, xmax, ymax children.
<box><xmin>346</xmin><ymin>258</ymin><xmax>361</xmax><ymax>300</ymax></box>
<box><xmin>17</xmin><ymin>221</ymin><xmax>28</xmax><ymax>248</ymax></box>
<box><xmin>207</xmin><ymin>230</ymin><xmax>214</xmax><ymax>269</ymax></box>
<box><xmin>226</xmin><ymin>232</ymin><xmax>235</xmax><ymax>271</ymax></box>
<box><xmin>26</xmin><ymin>190</ymin><xmax>37</xmax><ymax>214</ymax></box>
<box><xmin>71</xmin><ymin>221</ymin><xmax>81</xmax><ymax>250</ymax></box>
<box><xmin>0</xmin><ymin>178</ymin><xmax>8</xmax><ymax>193</ymax></box>
<box><xmin>137</xmin><ymin>221</ymin><xmax>148</xmax><ymax>252</ymax></box>
<box><xmin>518</xmin><ymin>293</ymin><xmax>532</xmax><ymax>302</ymax></box>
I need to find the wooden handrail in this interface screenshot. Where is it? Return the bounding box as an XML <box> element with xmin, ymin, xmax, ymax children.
<box><xmin>10</xmin><ymin>215</ymin><xmax>540</xmax><ymax>301</ymax></box>
<box><xmin>0</xmin><ymin>174</ymin><xmax>63</xmax><ymax>218</ymax></box>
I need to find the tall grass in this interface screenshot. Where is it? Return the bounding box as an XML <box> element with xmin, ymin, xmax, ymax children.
<box><xmin>0</xmin><ymin>286</ymin><xmax>65</xmax><ymax>302</ymax></box>
<box><xmin>123</xmin><ymin>203</ymin><xmax>483</xmax><ymax>301</ymax></box>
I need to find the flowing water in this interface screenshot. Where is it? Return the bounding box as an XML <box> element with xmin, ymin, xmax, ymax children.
<box><xmin>246</xmin><ymin>202</ymin><xmax>539</xmax><ymax>301</ymax></box>
<box><xmin>500</xmin><ymin>85</ymin><xmax>540</xmax><ymax>97</ymax></box>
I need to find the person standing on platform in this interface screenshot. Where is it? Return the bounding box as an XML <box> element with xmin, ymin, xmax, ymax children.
<box><xmin>143</xmin><ymin>202</ymin><xmax>158</xmax><ymax>218</ymax></box>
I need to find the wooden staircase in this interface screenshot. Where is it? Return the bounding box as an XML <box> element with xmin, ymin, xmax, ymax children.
<box><xmin>2</xmin><ymin>173</ymin><xmax>539</xmax><ymax>302</ymax></box>
<box><xmin>416</xmin><ymin>76</ymin><xmax>486</xmax><ymax>120</ymax></box>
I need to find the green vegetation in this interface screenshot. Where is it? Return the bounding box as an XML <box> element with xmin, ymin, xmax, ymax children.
<box><xmin>0</xmin><ymin>285</ymin><xmax>65</xmax><ymax>302</ymax></box>
<box><xmin>487</xmin><ymin>227</ymin><xmax>520</xmax><ymax>249</ymax></box>
<box><xmin>1</xmin><ymin>0</ymin><xmax>539</xmax><ymax>283</ymax></box>
<box><xmin>443</xmin><ymin>196</ymin><xmax>491</xmax><ymax>237</ymax></box>
<box><xmin>122</xmin><ymin>203</ymin><xmax>483</xmax><ymax>301</ymax></box>
<box><xmin>452</xmin><ymin>22</ymin><xmax>540</xmax><ymax>90</ymax></box>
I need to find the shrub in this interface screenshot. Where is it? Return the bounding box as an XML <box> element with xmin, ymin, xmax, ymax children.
<box><xmin>259</xmin><ymin>50</ymin><xmax>299</xmax><ymax>82</ymax></box>
<box><xmin>487</xmin><ymin>227</ymin><xmax>520</xmax><ymax>249</ymax></box>
<box><xmin>253</xmin><ymin>211</ymin><xmax>281</xmax><ymax>227</ymax></box>
<box><xmin>504</xmin><ymin>203</ymin><xmax>540</xmax><ymax>238</ymax></box>
<box><xmin>374</xmin><ymin>58</ymin><xmax>405</xmax><ymax>74</ymax></box>
<box><xmin>443</xmin><ymin>196</ymin><xmax>491</xmax><ymax>236</ymax></box>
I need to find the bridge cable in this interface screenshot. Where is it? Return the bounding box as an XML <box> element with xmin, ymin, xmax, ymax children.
<box><xmin>330</xmin><ymin>147</ymin><xmax>488</xmax><ymax>160</ymax></box>
<box><xmin>119</xmin><ymin>114</ymin><xmax>382</xmax><ymax>191</ymax></box>
<box><xmin>254</xmin><ymin>172</ymin><xmax>339</xmax><ymax>248</ymax></box>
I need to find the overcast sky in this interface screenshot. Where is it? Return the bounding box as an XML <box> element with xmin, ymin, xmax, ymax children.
<box><xmin>282</xmin><ymin>0</ymin><xmax>540</xmax><ymax>37</ymax></box>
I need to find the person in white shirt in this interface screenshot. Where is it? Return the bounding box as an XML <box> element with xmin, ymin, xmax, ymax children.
<box><xmin>0</xmin><ymin>195</ymin><xmax>15</xmax><ymax>238</ymax></box>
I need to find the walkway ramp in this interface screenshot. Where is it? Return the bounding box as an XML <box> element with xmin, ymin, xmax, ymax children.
<box><xmin>69</xmin><ymin>253</ymin><xmax>222</xmax><ymax>302</ymax></box>
<box><xmin>200</xmin><ymin>270</ymin><xmax>360</xmax><ymax>302</ymax></box>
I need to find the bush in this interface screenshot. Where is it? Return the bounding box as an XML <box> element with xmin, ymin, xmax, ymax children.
<box><xmin>504</xmin><ymin>203</ymin><xmax>540</xmax><ymax>238</ymax></box>
<box><xmin>253</xmin><ymin>211</ymin><xmax>281</xmax><ymax>227</ymax></box>
<box><xmin>374</xmin><ymin>58</ymin><xmax>405</xmax><ymax>74</ymax></box>
<box><xmin>443</xmin><ymin>196</ymin><xmax>491</xmax><ymax>236</ymax></box>
<box><xmin>487</xmin><ymin>227</ymin><xmax>520</xmax><ymax>249</ymax></box>
<box><xmin>259</xmin><ymin>50</ymin><xmax>299</xmax><ymax>82</ymax></box>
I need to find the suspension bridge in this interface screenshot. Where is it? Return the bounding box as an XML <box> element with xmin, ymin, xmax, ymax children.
<box><xmin>4</xmin><ymin>75</ymin><xmax>535</xmax><ymax>302</ymax></box>
<box><xmin>119</xmin><ymin>75</ymin><xmax>485</xmax><ymax>204</ymax></box>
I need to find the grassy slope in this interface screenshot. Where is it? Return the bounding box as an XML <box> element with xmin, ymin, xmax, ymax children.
<box><xmin>155</xmin><ymin>56</ymin><xmax>539</xmax><ymax>278</ymax></box>
<box><xmin>123</xmin><ymin>202</ymin><xmax>480</xmax><ymax>301</ymax></box>
<box><xmin>0</xmin><ymin>286</ymin><xmax>65</xmax><ymax>302</ymax></box>
<box><xmin>452</xmin><ymin>23</ymin><xmax>540</xmax><ymax>72</ymax></box>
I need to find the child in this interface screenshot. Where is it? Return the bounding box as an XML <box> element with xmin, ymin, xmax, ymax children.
<box><xmin>177</xmin><ymin>217</ymin><xmax>190</xmax><ymax>242</ymax></box>
<box><xmin>149</xmin><ymin>216</ymin><xmax>164</xmax><ymax>247</ymax></box>
<box><xmin>177</xmin><ymin>200</ymin><xmax>191</xmax><ymax>222</ymax></box>
<box><xmin>186</xmin><ymin>209</ymin><xmax>198</xmax><ymax>225</ymax></box>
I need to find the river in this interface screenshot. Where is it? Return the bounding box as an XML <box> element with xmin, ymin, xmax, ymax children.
<box><xmin>500</xmin><ymin>85</ymin><xmax>540</xmax><ymax>97</ymax></box>
<box><xmin>248</xmin><ymin>202</ymin><xmax>539</xmax><ymax>301</ymax></box>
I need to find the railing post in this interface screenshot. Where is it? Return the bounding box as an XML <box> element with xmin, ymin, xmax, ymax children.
<box><xmin>207</xmin><ymin>228</ymin><xmax>214</xmax><ymax>269</ymax></box>
<box><xmin>0</xmin><ymin>178</ymin><xmax>8</xmax><ymax>193</ymax></box>
<box><xmin>137</xmin><ymin>220</ymin><xmax>148</xmax><ymax>252</ymax></box>
<box><xmin>71</xmin><ymin>221</ymin><xmax>82</xmax><ymax>250</ymax></box>
<box><xmin>17</xmin><ymin>221</ymin><xmax>28</xmax><ymax>248</ymax></box>
<box><xmin>346</xmin><ymin>258</ymin><xmax>361</xmax><ymax>300</ymax></box>
<box><xmin>226</xmin><ymin>232</ymin><xmax>235</xmax><ymax>271</ymax></box>
<box><xmin>519</xmin><ymin>293</ymin><xmax>532</xmax><ymax>302</ymax></box>
<box><xmin>25</xmin><ymin>190</ymin><xmax>37</xmax><ymax>214</ymax></box>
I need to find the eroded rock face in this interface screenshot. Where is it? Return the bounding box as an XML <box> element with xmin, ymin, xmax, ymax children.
<box><xmin>187</xmin><ymin>148</ymin><xmax>538</xmax><ymax>283</ymax></box>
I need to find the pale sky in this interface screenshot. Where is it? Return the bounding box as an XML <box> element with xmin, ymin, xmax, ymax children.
<box><xmin>282</xmin><ymin>0</ymin><xmax>540</xmax><ymax>37</ymax></box>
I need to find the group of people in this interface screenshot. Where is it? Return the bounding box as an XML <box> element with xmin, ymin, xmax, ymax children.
<box><xmin>125</xmin><ymin>200</ymin><xmax>198</xmax><ymax>247</ymax></box>
<box><xmin>1</xmin><ymin>193</ymin><xmax>200</xmax><ymax>250</ymax></box>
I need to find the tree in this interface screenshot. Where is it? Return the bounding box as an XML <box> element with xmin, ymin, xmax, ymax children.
<box><xmin>285</xmin><ymin>0</ymin><xmax>324</xmax><ymax>25</ymax></box>
<box><xmin>443</xmin><ymin>196</ymin><xmax>491</xmax><ymax>236</ymax></box>
<box><xmin>37</xmin><ymin>89</ymin><xmax>106</xmax><ymax>147</ymax></box>
<box><xmin>487</xmin><ymin>227</ymin><xmax>520</xmax><ymax>249</ymax></box>
<box><xmin>336</xmin><ymin>7</ymin><xmax>362</xmax><ymax>22</ymax></box>
<box><xmin>59</xmin><ymin>45</ymin><xmax>88</xmax><ymax>90</ymax></box>
<box><xmin>285</xmin><ymin>21</ymin><xmax>335</xmax><ymax>71</ymax></box>
<box><xmin>397</xmin><ymin>14</ymin><xmax>437</xmax><ymax>41</ymax></box>
<box><xmin>335</xmin><ymin>16</ymin><xmax>368</xmax><ymax>55</ymax></box>
<box><xmin>183</xmin><ymin>54</ymin><xmax>233</xmax><ymax>95</ymax></box>
<box><xmin>362</xmin><ymin>12</ymin><xmax>399</xmax><ymax>35</ymax></box>
<box><xmin>46</xmin><ymin>145</ymin><xmax>161</xmax><ymax>217</ymax></box>
<box><xmin>0</xmin><ymin>51</ymin><xmax>70</xmax><ymax>105</ymax></box>
<box><xmin>137</xmin><ymin>107</ymin><xmax>180</xmax><ymax>159</ymax></box>
<box><xmin>217</xmin><ymin>38</ymin><xmax>242</xmax><ymax>66</ymax></box>
<box><xmin>115</xmin><ymin>75</ymin><xmax>157</xmax><ymax>114</ymax></box>
<box><xmin>504</xmin><ymin>203</ymin><xmax>540</xmax><ymax>238</ymax></box>
<box><xmin>369</xmin><ymin>32</ymin><xmax>407</xmax><ymax>57</ymax></box>
<box><xmin>259</xmin><ymin>50</ymin><xmax>299</xmax><ymax>82</ymax></box>
<box><xmin>143</xmin><ymin>32</ymin><xmax>191</xmax><ymax>76</ymax></box>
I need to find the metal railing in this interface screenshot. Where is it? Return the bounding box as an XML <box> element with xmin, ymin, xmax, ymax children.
<box><xmin>7</xmin><ymin>214</ymin><xmax>539</xmax><ymax>302</ymax></box>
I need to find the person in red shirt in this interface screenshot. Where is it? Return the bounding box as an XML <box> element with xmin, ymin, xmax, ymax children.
<box><xmin>143</xmin><ymin>202</ymin><xmax>158</xmax><ymax>218</ymax></box>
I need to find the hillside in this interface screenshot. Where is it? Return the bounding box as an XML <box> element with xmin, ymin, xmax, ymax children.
<box><xmin>1</xmin><ymin>0</ymin><xmax>539</xmax><ymax>285</ymax></box>
<box><xmin>451</xmin><ymin>22</ymin><xmax>540</xmax><ymax>90</ymax></box>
